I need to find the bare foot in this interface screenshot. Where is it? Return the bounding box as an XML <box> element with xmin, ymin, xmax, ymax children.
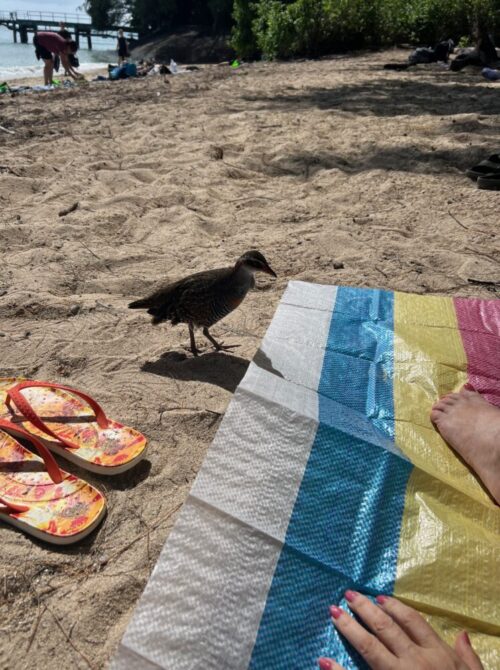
<box><xmin>431</xmin><ymin>388</ymin><xmax>500</xmax><ymax>504</ymax></box>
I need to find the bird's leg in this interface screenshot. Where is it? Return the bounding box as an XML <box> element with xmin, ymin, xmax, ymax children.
<box><xmin>188</xmin><ymin>323</ymin><xmax>200</xmax><ymax>356</ymax></box>
<box><xmin>202</xmin><ymin>327</ymin><xmax>239</xmax><ymax>352</ymax></box>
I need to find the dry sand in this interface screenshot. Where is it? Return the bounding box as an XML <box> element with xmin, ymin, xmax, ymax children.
<box><xmin>0</xmin><ymin>50</ymin><xmax>499</xmax><ymax>670</ymax></box>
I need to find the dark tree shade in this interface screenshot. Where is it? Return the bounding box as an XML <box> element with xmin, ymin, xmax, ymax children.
<box><xmin>84</xmin><ymin>0</ymin><xmax>234</xmax><ymax>34</ymax></box>
<box><xmin>83</xmin><ymin>0</ymin><xmax>127</xmax><ymax>29</ymax></box>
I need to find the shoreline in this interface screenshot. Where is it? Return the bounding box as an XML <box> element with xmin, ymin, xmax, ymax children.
<box><xmin>1</xmin><ymin>64</ymin><xmax>111</xmax><ymax>86</ymax></box>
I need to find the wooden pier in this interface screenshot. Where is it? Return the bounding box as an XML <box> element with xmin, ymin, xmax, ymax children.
<box><xmin>0</xmin><ymin>10</ymin><xmax>136</xmax><ymax>50</ymax></box>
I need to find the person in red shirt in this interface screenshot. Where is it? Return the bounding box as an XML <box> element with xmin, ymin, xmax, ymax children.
<box><xmin>33</xmin><ymin>31</ymin><xmax>82</xmax><ymax>85</ymax></box>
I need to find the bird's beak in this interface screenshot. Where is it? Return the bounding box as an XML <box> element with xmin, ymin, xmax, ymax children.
<box><xmin>263</xmin><ymin>264</ymin><xmax>277</xmax><ymax>278</ymax></box>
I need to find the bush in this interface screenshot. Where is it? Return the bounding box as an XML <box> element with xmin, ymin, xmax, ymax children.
<box><xmin>233</xmin><ymin>0</ymin><xmax>500</xmax><ymax>60</ymax></box>
<box><xmin>231</xmin><ymin>0</ymin><xmax>259</xmax><ymax>58</ymax></box>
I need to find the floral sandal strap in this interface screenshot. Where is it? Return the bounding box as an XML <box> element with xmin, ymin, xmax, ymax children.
<box><xmin>0</xmin><ymin>496</ymin><xmax>29</xmax><ymax>514</ymax></box>
<box><xmin>6</xmin><ymin>381</ymin><xmax>110</xmax><ymax>451</ymax></box>
<box><xmin>0</xmin><ymin>418</ymin><xmax>63</xmax><ymax>484</ymax></box>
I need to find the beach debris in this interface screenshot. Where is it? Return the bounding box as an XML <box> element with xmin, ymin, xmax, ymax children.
<box><xmin>333</xmin><ymin>262</ymin><xmax>345</xmax><ymax>270</ymax></box>
<box><xmin>0</xmin><ymin>165</ymin><xmax>20</xmax><ymax>175</ymax></box>
<box><xmin>209</xmin><ymin>146</ymin><xmax>224</xmax><ymax>160</ymax></box>
<box><xmin>68</xmin><ymin>304</ymin><xmax>81</xmax><ymax>316</ymax></box>
<box><xmin>467</xmin><ymin>278</ymin><xmax>500</xmax><ymax>287</ymax></box>
<box><xmin>58</xmin><ymin>202</ymin><xmax>79</xmax><ymax>217</ymax></box>
<box><xmin>482</xmin><ymin>67</ymin><xmax>500</xmax><ymax>82</ymax></box>
<box><xmin>0</xmin><ymin>125</ymin><xmax>15</xmax><ymax>135</ymax></box>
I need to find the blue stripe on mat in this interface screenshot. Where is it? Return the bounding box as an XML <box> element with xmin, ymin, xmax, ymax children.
<box><xmin>249</xmin><ymin>287</ymin><xmax>413</xmax><ymax>670</ymax></box>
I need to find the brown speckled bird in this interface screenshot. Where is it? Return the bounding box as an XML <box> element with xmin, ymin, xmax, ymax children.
<box><xmin>129</xmin><ymin>250</ymin><xmax>277</xmax><ymax>356</ymax></box>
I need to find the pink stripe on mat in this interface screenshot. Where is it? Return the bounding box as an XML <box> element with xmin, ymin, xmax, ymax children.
<box><xmin>454</xmin><ymin>297</ymin><xmax>500</xmax><ymax>407</ymax></box>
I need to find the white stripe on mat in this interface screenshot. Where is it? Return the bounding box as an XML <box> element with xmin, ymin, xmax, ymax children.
<box><xmin>111</xmin><ymin>282</ymin><xmax>338</xmax><ymax>669</ymax></box>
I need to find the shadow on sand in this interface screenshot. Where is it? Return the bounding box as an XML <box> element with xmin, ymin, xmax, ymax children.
<box><xmin>242</xmin><ymin>75</ymin><xmax>500</xmax><ymax>118</ymax></box>
<box><xmin>141</xmin><ymin>350</ymin><xmax>250</xmax><ymax>393</ymax></box>
<box><xmin>141</xmin><ymin>347</ymin><xmax>285</xmax><ymax>392</ymax></box>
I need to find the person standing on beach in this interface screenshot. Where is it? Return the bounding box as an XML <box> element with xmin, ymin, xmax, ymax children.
<box><xmin>117</xmin><ymin>30</ymin><xmax>130</xmax><ymax>65</ymax></box>
<box><xmin>33</xmin><ymin>31</ymin><xmax>82</xmax><ymax>85</ymax></box>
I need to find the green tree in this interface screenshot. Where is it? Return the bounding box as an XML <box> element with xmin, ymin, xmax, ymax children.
<box><xmin>84</xmin><ymin>0</ymin><xmax>234</xmax><ymax>34</ymax></box>
<box><xmin>208</xmin><ymin>0</ymin><xmax>234</xmax><ymax>32</ymax></box>
<box><xmin>231</xmin><ymin>0</ymin><xmax>258</xmax><ymax>58</ymax></box>
<box><xmin>129</xmin><ymin>0</ymin><xmax>177</xmax><ymax>33</ymax></box>
<box><xmin>235</xmin><ymin>0</ymin><xmax>500</xmax><ymax>60</ymax></box>
<box><xmin>82</xmin><ymin>0</ymin><xmax>126</xmax><ymax>29</ymax></box>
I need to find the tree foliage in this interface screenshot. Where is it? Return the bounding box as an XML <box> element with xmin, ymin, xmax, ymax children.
<box><xmin>84</xmin><ymin>0</ymin><xmax>500</xmax><ymax>55</ymax></box>
<box><xmin>84</xmin><ymin>0</ymin><xmax>233</xmax><ymax>33</ymax></box>
<box><xmin>83</xmin><ymin>0</ymin><xmax>127</xmax><ymax>29</ymax></box>
<box><xmin>232</xmin><ymin>0</ymin><xmax>500</xmax><ymax>59</ymax></box>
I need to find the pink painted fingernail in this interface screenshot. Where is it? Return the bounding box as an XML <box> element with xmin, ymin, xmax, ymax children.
<box><xmin>376</xmin><ymin>595</ymin><xmax>388</xmax><ymax>605</ymax></box>
<box><xmin>329</xmin><ymin>605</ymin><xmax>343</xmax><ymax>619</ymax></box>
<box><xmin>462</xmin><ymin>631</ymin><xmax>471</xmax><ymax>647</ymax></box>
<box><xmin>318</xmin><ymin>659</ymin><xmax>332</xmax><ymax>670</ymax></box>
<box><xmin>345</xmin><ymin>589</ymin><xmax>357</xmax><ymax>603</ymax></box>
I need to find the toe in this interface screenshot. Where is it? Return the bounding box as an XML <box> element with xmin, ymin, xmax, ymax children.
<box><xmin>459</xmin><ymin>387</ymin><xmax>482</xmax><ymax>402</ymax></box>
<box><xmin>430</xmin><ymin>408</ymin><xmax>442</xmax><ymax>424</ymax></box>
<box><xmin>432</xmin><ymin>398</ymin><xmax>453</xmax><ymax>412</ymax></box>
<box><xmin>436</xmin><ymin>393</ymin><xmax>460</xmax><ymax>406</ymax></box>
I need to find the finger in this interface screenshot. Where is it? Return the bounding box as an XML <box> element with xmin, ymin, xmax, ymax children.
<box><xmin>318</xmin><ymin>658</ymin><xmax>345</xmax><ymax>670</ymax></box>
<box><xmin>376</xmin><ymin>596</ymin><xmax>441</xmax><ymax>647</ymax></box>
<box><xmin>454</xmin><ymin>631</ymin><xmax>484</xmax><ymax>670</ymax></box>
<box><xmin>344</xmin><ymin>590</ymin><xmax>413</xmax><ymax>656</ymax></box>
<box><xmin>329</xmin><ymin>606</ymin><xmax>396</xmax><ymax>670</ymax></box>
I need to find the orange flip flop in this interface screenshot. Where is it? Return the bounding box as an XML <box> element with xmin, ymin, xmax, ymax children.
<box><xmin>0</xmin><ymin>378</ymin><xmax>147</xmax><ymax>475</ymax></box>
<box><xmin>0</xmin><ymin>418</ymin><xmax>106</xmax><ymax>544</ymax></box>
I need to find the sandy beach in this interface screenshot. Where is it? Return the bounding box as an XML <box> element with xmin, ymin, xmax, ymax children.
<box><xmin>0</xmin><ymin>50</ymin><xmax>499</xmax><ymax>669</ymax></box>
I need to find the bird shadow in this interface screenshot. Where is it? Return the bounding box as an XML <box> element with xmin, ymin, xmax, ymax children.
<box><xmin>253</xmin><ymin>348</ymin><xmax>285</xmax><ymax>379</ymax></box>
<box><xmin>141</xmin><ymin>350</ymin><xmax>250</xmax><ymax>393</ymax></box>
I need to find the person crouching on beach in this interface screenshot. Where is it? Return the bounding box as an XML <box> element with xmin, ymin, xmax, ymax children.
<box><xmin>33</xmin><ymin>31</ymin><xmax>82</xmax><ymax>85</ymax></box>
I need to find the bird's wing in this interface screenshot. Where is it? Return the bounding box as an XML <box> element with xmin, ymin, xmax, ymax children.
<box><xmin>139</xmin><ymin>267</ymin><xmax>232</xmax><ymax>308</ymax></box>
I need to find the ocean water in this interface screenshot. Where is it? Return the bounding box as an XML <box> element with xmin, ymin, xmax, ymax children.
<box><xmin>0</xmin><ymin>0</ymin><xmax>118</xmax><ymax>80</ymax></box>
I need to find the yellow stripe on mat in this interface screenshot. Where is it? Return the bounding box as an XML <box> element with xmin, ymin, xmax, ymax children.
<box><xmin>393</xmin><ymin>292</ymin><xmax>500</xmax><ymax>668</ymax></box>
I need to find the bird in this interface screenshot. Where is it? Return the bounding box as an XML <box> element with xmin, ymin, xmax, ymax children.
<box><xmin>129</xmin><ymin>250</ymin><xmax>277</xmax><ymax>356</ymax></box>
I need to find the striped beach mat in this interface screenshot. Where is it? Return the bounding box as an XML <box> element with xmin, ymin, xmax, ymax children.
<box><xmin>112</xmin><ymin>282</ymin><xmax>500</xmax><ymax>670</ymax></box>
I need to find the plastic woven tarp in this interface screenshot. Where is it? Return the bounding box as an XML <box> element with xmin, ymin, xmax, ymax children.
<box><xmin>112</xmin><ymin>282</ymin><xmax>500</xmax><ymax>670</ymax></box>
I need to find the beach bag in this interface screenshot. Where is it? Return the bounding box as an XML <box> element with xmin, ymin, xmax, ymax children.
<box><xmin>408</xmin><ymin>47</ymin><xmax>435</xmax><ymax>65</ymax></box>
<box><xmin>109</xmin><ymin>66</ymin><xmax>121</xmax><ymax>80</ymax></box>
<box><xmin>124</xmin><ymin>63</ymin><xmax>137</xmax><ymax>77</ymax></box>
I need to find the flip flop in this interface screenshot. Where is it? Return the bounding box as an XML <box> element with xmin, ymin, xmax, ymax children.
<box><xmin>477</xmin><ymin>174</ymin><xmax>500</xmax><ymax>190</ymax></box>
<box><xmin>0</xmin><ymin>378</ymin><xmax>147</xmax><ymax>475</ymax></box>
<box><xmin>0</xmin><ymin>418</ymin><xmax>106</xmax><ymax>544</ymax></box>
<box><xmin>466</xmin><ymin>153</ymin><xmax>500</xmax><ymax>180</ymax></box>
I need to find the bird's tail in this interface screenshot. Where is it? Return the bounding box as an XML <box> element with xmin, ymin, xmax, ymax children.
<box><xmin>129</xmin><ymin>298</ymin><xmax>168</xmax><ymax>325</ymax></box>
<box><xmin>128</xmin><ymin>298</ymin><xmax>150</xmax><ymax>309</ymax></box>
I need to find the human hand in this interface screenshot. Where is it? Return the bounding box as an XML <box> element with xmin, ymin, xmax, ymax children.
<box><xmin>318</xmin><ymin>591</ymin><xmax>483</xmax><ymax>670</ymax></box>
